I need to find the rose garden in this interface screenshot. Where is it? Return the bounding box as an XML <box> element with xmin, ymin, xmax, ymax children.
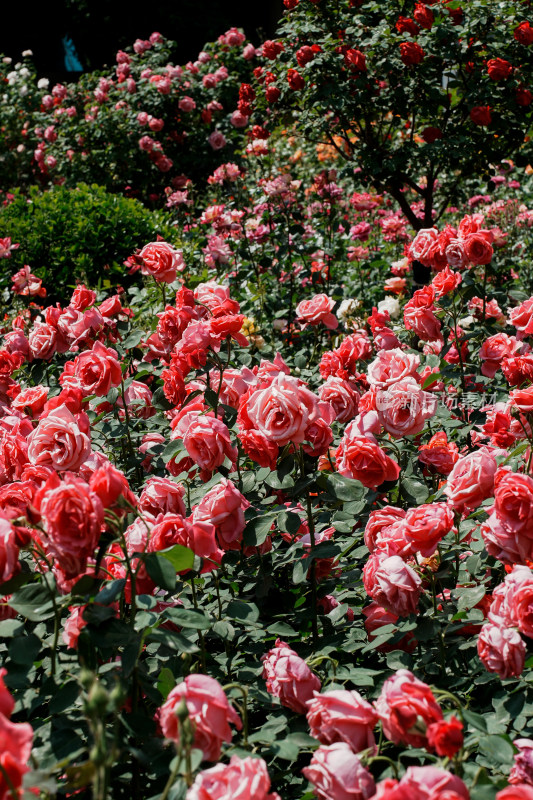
<box><xmin>0</xmin><ymin>1</ymin><xmax>533</xmax><ymax>798</ymax></box>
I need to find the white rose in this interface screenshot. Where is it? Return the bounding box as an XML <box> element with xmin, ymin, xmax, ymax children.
<box><xmin>378</xmin><ymin>297</ymin><xmax>400</xmax><ymax>319</ymax></box>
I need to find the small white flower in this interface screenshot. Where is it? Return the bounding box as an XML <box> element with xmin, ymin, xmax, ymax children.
<box><xmin>338</xmin><ymin>298</ymin><xmax>361</xmax><ymax>321</ymax></box>
<box><xmin>37</xmin><ymin>77</ymin><xmax>49</xmax><ymax>89</ymax></box>
<box><xmin>22</xmin><ymin>50</ymin><xmax>33</xmax><ymax>57</ymax></box>
<box><xmin>378</xmin><ymin>296</ymin><xmax>400</xmax><ymax>319</ymax></box>
<box><xmin>19</xmin><ymin>85</ymin><xmax>28</xmax><ymax>96</ymax></box>
<box><xmin>2</xmin><ymin>57</ymin><xmax>12</xmax><ymax>64</ymax></box>
<box><xmin>459</xmin><ymin>315</ymin><xmax>475</xmax><ymax>329</ymax></box>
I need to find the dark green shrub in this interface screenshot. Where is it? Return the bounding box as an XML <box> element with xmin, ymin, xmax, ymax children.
<box><xmin>0</xmin><ymin>183</ymin><xmax>177</xmax><ymax>302</ymax></box>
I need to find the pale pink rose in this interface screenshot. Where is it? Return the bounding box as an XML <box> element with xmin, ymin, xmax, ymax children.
<box><xmin>374</xmin><ymin>669</ymin><xmax>443</xmax><ymax>748</ymax></box>
<box><xmin>139</xmin><ymin>477</ymin><xmax>186</xmax><ymax>517</ymax></box>
<box><xmin>261</xmin><ymin>638</ymin><xmax>321</xmax><ymax>714</ymax></box>
<box><xmin>402</xmin><ymin>503</ymin><xmax>455</xmax><ymax>558</ymax></box>
<box><xmin>445</xmin><ymin>238</ymin><xmax>467</xmax><ymax>269</ymax></box>
<box><xmin>193</xmin><ymin>478</ymin><xmax>250</xmax><ymax>551</ymax></box>
<box><xmin>28</xmin><ymin>323</ymin><xmax>58</xmax><ymax>360</ymax></box>
<box><xmin>376</xmin><ymin>378</ymin><xmax>437</xmax><ymax>438</ymax></box>
<box><xmin>478</xmin><ymin>619</ymin><xmax>525</xmax><ymax>679</ymax></box>
<box><xmin>306</xmin><ymin>690</ymin><xmax>378</xmax><ymax>753</ymax></box>
<box><xmin>59</xmin><ymin>306</ymin><xmax>104</xmax><ymax>348</ymax></box>
<box><xmin>481</xmin><ymin>512</ymin><xmax>527</xmax><ymax>566</ymax></box>
<box><xmin>206</xmin><ymin>367</ymin><xmax>256</xmax><ymax>408</ymax></box>
<box><xmin>317</xmin><ymin>376</ymin><xmax>360</xmax><ymax>423</ymax></box>
<box><xmin>363</xmin><ymin>553</ymin><xmax>422</xmax><ymax>617</ymax></box>
<box><xmin>444</xmin><ymin>447</ymin><xmax>498</xmax><ymax>512</ymax></box>
<box><xmin>302</xmin><ymin>743</ymin><xmax>376</xmax><ymax>800</ymax></box>
<box><xmin>408</xmin><ymin>228</ymin><xmax>439</xmax><ymax>266</ymax></box>
<box><xmin>367</xmin><ymin>349</ymin><xmax>420</xmax><ymax>389</ymax></box>
<box><xmin>209</xmin><ymin>131</ymin><xmax>227</xmax><ymax>150</ymax></box>
<box><xmin>34</xmin><ymin>473</ymin><xmax>104</xmax><ymax>578</ymax></box>
<box><xmin>296</xmin><ymin>294</ymin><xmax>338</xmax><ymax>330</ymax></box>
<box><xmin>183</xmin><ymin>416</ymin><xmax>237</xmax><ymax>478</ymax></box>
<box><xmin>159</xmin><ymin>674</ymin><xmax>241</xmax><ymax>762</ymax></box>
<box><xmin>187</xmin><ymin>756</ymin><xmax>280</xmax><ymax>800</ymax></box>
<box><xmin>510</xmin><ymin>738</ymin><xmax>533</xmax><ymax>785</ymax></box>
<box><xmin>28</xmin><ymin>405</ymin><xmax>91</xmax><ymax>472</ymax></box>
<box><xmin>139</xmin><ymin>241</ymin><xmax>184</xmax><ymax>284</ymax></box>
<box><xmin>60</xmin><ymin>341</ymin><xmax>122</xmax><ymax>397</ymax></box>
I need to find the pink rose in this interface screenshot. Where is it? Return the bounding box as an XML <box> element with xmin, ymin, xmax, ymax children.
<box><xmin>477</xmin><ymin>619</ymin><xmax>525</xmax><ymax>679</ymax></box>
<box><xmin>149</xmin><ymin>513</ymin><xmax>222</xmax><ymax>574</ymax></box>
<box><xmin>374</xmin><ymin>669</ymin><xmax>443</xmax><ymax>748</ymax></box>
<box><xmin>510</xmin><ymin>298</ymin><xmax>533</xmax><ymax>339</ymax></box>
<box><xmin>498</xmin><ymin>787</ymin><xmax>533</xmax><ymax>800</ymax></box>
<box><xmin>194</xmin><ymin>281</ymin><xmax>240</xmax><ymax>317</ymax></box>
<box><xmin>60</xmin><ymin>341</ymin><xmax>122</xmax><ymax>397</ymax></box>
<box><xmin>404</xmin><ymin>304</ymin><xmax>442</xmax><ymax>342</ymax></box>
<box><xmin>319</xmin><ymin>377</ymin><xmax>360</xmax><ymax>423</ymax></box>
<box><xmin>444</xmin><ymin>447</ymin><xmax>498</xmax><ymax>512</ymax></box>
<box><xmin>28</xmin><ymin>323</ymin><xmax>58</xmax><ymax>360</ymax></box>
<box><xmin>62</xmin><ymin>605</ymin><xmax>87</xmax><ymax>649</ymax></box>
<box><xmin>209</xmin><ymin>131</ymin><xmax>227</xmax><ymax>150</ymax></box>
<box><xmin>187</xmin><ymin>756</ymin><xmax>280</xmax><ymax>800</ymax></box>
<box><xmin>418</xmin><ymin>431</ymin><xmax>459</xmax><ymax>476</ymax></box>
<box><xmin>463</xmin><ymin>231</ymin><xmax>494</xmax><ymax>265</ymax></box>
<box><xmin>480</xmin><ymin>333</ymin><xmax>522</xmax><ymax>378</ymax></box>
<box><xmin>335</xmin><ymin>428</ymin><xmax>400</xmax><ymax>489</ymax></box>
<box><xmin>364</xmin><ymin>506</ymin><xmax>406</xmax><ymax>553</ymax></box>
<box><xmin>241</xmin><ymin>374</ymin><xmax>326</xmax><ymax>448</ymax></box>
<box><xmin>0</xmin><ymin>517</ymin><xmax>19</xmax><ymax>584</ymax></box>
<box><xmin>183</xmin><ymin>416</ymin><xmax>237</xmax><ymax>479</ymax></box>
<box><xmin>445</xmin><ymin>238</ymin><xmax>467</xmax><ymax>269</ymax></box>
<box><xmin>296</xmin><ymin>294</ymin><xmax>338</xmax><ymax>330</ymax></box>
<box><xmin>402</xmin><ymin>503</ymin><xmax>455</xmax><ymax>558</ymax></box>
<box><xmin>139</xmin><ymin>477</ymin><xmax>186</xmax><ymax>517</ymax></box>
<box><xmin>159</xmin><ymin>674</ymin><xmax>241</xmax><ymax>761</ymax></box>
<box><xmin>261</xmin><ymin>638</ymin><xmax>321</xmax><ymax>714</ymax></box>
<box><xmin>302</xmin><ymin>743</ymin><xmax>376</xmax><ymax>800</ymax></box>
<box><xmin>367</xmin><ymin>349</ymin><xmax>420</xmax><ymax>389</ymax></box>
<box><xmin>0</xmin><ymin>711</ymin><xmax>33</xmax><ymax>800</ymax></box>
<box><xmin>139</xmin><ymin>241</ymin><xmax>184</xmax><ymax>283</ymax></box>
<box><xmin>377</xmin><ymin>767</ymin><xmax>469</xmax><ymax>800</ymax></box>
<box><xmin>376</xmin><ymin>378</ymin><xmax>437</xmax><ymax>438</ymax></box>
<box><xmin>28</xmin><ymin>405</ymin><xmax>91</xmax><ymax>472</ymax></box>
<box><xmin>193</xmin><ymin>478</ymin><xmax>250</xmax><ymax>551</ymax></box>
<box><xmin>363</xmin><ymin>553</ymin><xmax>422</xmax><ymax>617</ymax></box>
<box><xmin>179</xmin><ymin>96</ymin><xmax>196</xmax><ymax>112</ymax></box>
<box><xmin>510</xmin><ymin>739</ymin><xmax>533</xmax><ymax>786</ymax></box>
<box><xmin>34</xmin><ymin>473</ymin><xmax>104</xmax><ymax>578</ymax></box>
<box><xmin>306</xmin><ymin>689</ymin><xmax>378</xmax><ymax>753</ymax></box>
<box><xmin>408</xmin><ymin>228</ymin><xmax>439</xmax><ymax>266</ymax></box>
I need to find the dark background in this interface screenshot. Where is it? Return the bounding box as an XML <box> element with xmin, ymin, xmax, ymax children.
<box><xmin>3</xmin><ymin>0</ymin><xmax>282</xmax><ymax>80</ymax></box>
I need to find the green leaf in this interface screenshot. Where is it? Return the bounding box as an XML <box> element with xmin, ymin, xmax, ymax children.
<box><xmin>463</xmin><ymin>708</ymin><xmax>488</xmax><ymax>733</ymax></box>
<box><xmin>8</xmin><ymin>633</ymin><xmax>41</xmax><ymax>665</ymax></box>
<box><xmin>457</xmin><ymin>585</ymin><xmax>486</xmax><ymax>611</ymax></box>
<box><xmin>9</xmin><ymin>583</ymin><xmax>55</xmax><ymax>621</ymax></box>
<box><xmin>226</xmin><ymin>600</ymin><xmax>260</xmax><ymax>624</ymax></box>
<box><xmin>158</xmin><ymin>545</ymin><xmax>195</xmax><ymax>574</ymax></box>
<box><xmin>144</xmin><ymin>553</ymin><xmax>177</xmax><ymax>593</ymax></box>
<box><xmin>478</xmin><ymin>734</ymin><xmax>514</xmax><ymax>765</ymax></box>
<box><xmin>163</xmin><ymin>608</ymin><xmax>211</xmax><ymax>630</ymax></box>
<box><xmin>157</xmin><ymin>667</ymin><xmax>176</xmax><ymax>700</ymax></box>
<box><xmin>162</xmin><ymin>439</ymin><xmax>185</xmax><ymax>463</ymax></box>
<box><xmin>321</xmin><ymin>473</ymin><xmax>365</xmax><ymax>501</ymax></box>
<box><xmin>243</xmin><ymin>514</ymin><xmax>277</xmax><ymax>547</ymax></box>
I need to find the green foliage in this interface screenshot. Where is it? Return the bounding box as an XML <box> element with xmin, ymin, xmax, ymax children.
<box><xmin>0</xmin><ymin>183</ymin><xmax>176</xmax><ymax>302</ymax></box>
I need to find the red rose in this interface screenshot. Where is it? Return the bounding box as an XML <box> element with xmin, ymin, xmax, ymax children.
<box><xmin>399</xmin><ymin>42</ymin><xmax>425</xmax><ymax>65</ymax></box>
<box><xmin>426</xmin><ymin>717</ymin><xmax>464</xmax><ymax>758</ymax></box>
<box><xmin>487</xmin><ymin>58</ymin><xmax>513</xmax><ymax>81</ymax></box>
<box><xmin>262</xmin><ymin>40</ymin><xmax>284</xmax><ymax>60</ymax></box>
<box><xmin>470</xmin><ymin>105</ymin><xmax>492</xmax><ymax>125</ymax></box>
<box><xmin>422</xmin><ymin>126</ymin><xmax>443</xmax><ymax>143</ymax></box>
<box><xmin>265</xmin><ymin>85</ymin><xmax>281</xmax><ymax>104</ymax></box>
<box><xmin>344</xmin><ymin>48</ymin><xmax>367</xmax><ymax>71</ymax></box>
<box><xmin>296</xmin><ymin>46</ymin><xmax>315</xmax><ymax>67</ymax></box>
<box><xmin>414</xmin><ymin>3</ymin><xmax>434</xmax><ymax>29</ymax></box>
<box><xmin>396</xmin><ymin>17</ymin><xmax>420</xmax><ymax>36</ymax></box>
<box><xmin>287</xmin><ymin>68</ymin><xmax>305</xmax><ymax>90</ymax></box>
<box><xmin>517</xmin><ymin>87</ymin><xmax>533</xmax><ymax>106</ymax></box>
<box><xmin>514</xmin><ymin>21</ymin><xmax>533</xmax><ymax>45</ymax></box>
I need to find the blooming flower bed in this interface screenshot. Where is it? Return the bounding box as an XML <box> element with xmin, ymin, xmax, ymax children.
<box><xmin>1</xmin><ymin>2</ymin><xmax>533</xmax><ymax>799</ymax></box>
